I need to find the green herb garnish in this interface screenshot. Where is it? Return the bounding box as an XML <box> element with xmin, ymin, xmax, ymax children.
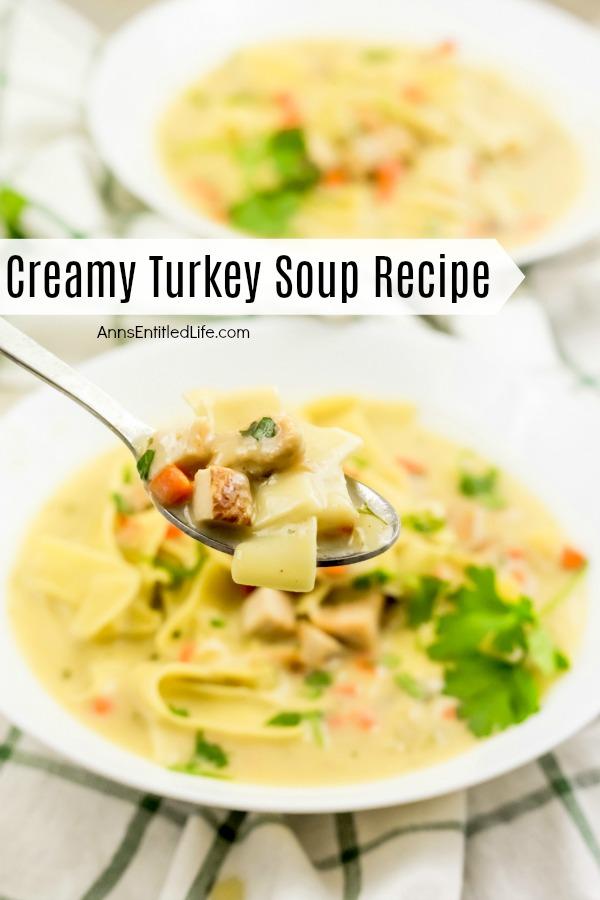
<box><xmin>266</xmin><ymin>709</ymin><xmax>325</xmax><ymax>744</ymax></box>
<box><xmin>363</xmin><ymin>47</ymin><xmax>395</xmax><ymax>62</ymax></box>
<box><xmin>122</xmin><ymin>466</ymin><xmax>133</xmax><ymax>485</ymax></box>
<box><xmin>427</xmin><ymin>566</ymin><xmax>568</xmax><ymax>737</ymax></box>
<box><xmin>395</xmin><ymin>672</ymin><xmax>430</xmax><ymax>700</ymax></box>
<box><xmin>240</xmin><ymin>416</ymin><xmax>278</xmax><ymax>440</ymax></box>
<box><xmin>0</xmin><ymin>185</ymin><xmax>28</xmax><ymax>238</ymax></box>
<box><xmin>136</xmin><ymin>449</ymin><xmax>156</xmax><ymax>481</ymax></box>
<box><xmin>229</xmin><ymin>128</ymin><xmax>319</xmax><ymax>235</ymax></box>
<box><xmin>170</xmin><ymin>761</ymin><xmax>230</xmax><ymax>779</ymax></box>
<box><xmin>403</xmin><ymin>510</ymin><xmax>446</xmax><ymax>534</ymax></box>
<box><xmin>352</xmin><ymin>569</ymin><xmax>393</xmax><ymax>590</ymax></box>
<box><xmin>111</xmin><ymin>492</ymin><xmax>133</xmax><ymax>515</ymax></box>
<box><xmin>210</xmin><ymin>617</ymin><xmax>226</xmax><ymax>629</ymax></box>
<box><xmin>405</xmin><ymin>575</ymin><xmax>446</xmax><ymax>628</ymax></box>
<box><xmin>195</xmin><ymin>732</ymin><xmax>229</xmax><ymax>769</ymax></box>
<box><xmin>154</xmin><ymin>552</ymin><xmax>204</xmax><ymax>589</ymax></box>
<box><xmin>458</xmin><ymin>467</ymin><xmax>505</xmax><ymax>509</ymax></box>
<box><xmin>168</xmin><ymin>705</ymin><xmax>190</xmax><ymax>718</ymax></box>
<box><xmin>304</xmin><ymin>670</ymin><xmax>333</xmax><ymax>698</ymax></box>
<box><xmin>357</xmin><ymin>503</ymin><xmax>387</xmax><ymax>525</ymax></box>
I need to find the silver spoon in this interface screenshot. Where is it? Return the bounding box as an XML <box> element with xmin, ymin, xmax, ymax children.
<box><xmin>0</xmin><ymin>318</ymin><xmax>400</xmax><ymax>566</ymax></box>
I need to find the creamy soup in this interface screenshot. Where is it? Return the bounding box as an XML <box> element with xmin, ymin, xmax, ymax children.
<box><xmin>11</xmin><ymin>395</ymin><xmax>586</xmax><ymax>786</ymax></box>
<box><xmin>159</xmin><ymin>40</ymin><xmax>580</xmax><ymax>243</ymax></box>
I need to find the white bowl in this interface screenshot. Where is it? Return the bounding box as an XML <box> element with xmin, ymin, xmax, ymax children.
<box><xmin>0</xmin><ymin>318</ymin><xmax>599</xmax><ymax>812</ymax></box>
<box><xmin>88</xmin><ymin>0</ymin><xmax>600</xmax><ymax>264</ymax></box>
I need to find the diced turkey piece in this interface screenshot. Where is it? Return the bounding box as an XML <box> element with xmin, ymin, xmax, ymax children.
<box><xmin>310</xmin><ymin>592</ymin><xmax>383</xmax><ymax>651</ymax></box>
<box><xmin>192</xmin><ymin>466</ymin><xmax>253</xmax><ymax>527</ymax></box>
<box><xmin>212</xmin><ymin>415</ymin><xmax>304</xmax><ymax>478</ymax></box>
<box><xmin>241</xmin><ymin>587</ymin><xmax>297</xmax><ymax>639</ymax></box>
<box><xmin>120</xmin><ymin>481</ymin><xmax>152</xmax><ymax>513</ymax></box>
<box><xmin>150</xmin><ymin>419</ymin><xmax>213</xmax><ymax>478</ymax></box>
<box><xmin>298</xmin><ymin>622</ymin><xmax>343</xmax><ymax>668</ymax></box>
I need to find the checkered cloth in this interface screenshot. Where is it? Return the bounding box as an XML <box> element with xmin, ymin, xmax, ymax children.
<box><xmin>2</xmin><ymin>1</ymin><xmax>600</xmax><ymax>898</ymax></box>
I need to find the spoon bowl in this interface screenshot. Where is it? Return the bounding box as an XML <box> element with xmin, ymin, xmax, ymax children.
<box><xmin>0</xmin><ymin>317</ymin><xmax>400</xmax><ymax>566</ymax></box>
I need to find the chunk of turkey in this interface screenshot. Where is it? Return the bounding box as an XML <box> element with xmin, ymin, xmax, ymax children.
<box><xmin>241</xmin><ymin>587</ymin><xmax>297</xmax><ymax>639</ymax></box>
<box><xmin>212</xmin><ymin>415</ymin><xmax>304</xmax><ymax>478</ymax></box>
<box><xmin>310</xmin><ymin>592</ymin><xmax>383</xmax><ymax>651</ymax></box>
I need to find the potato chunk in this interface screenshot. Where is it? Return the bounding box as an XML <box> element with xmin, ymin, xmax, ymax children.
<box><xmin>242</xmin><ymin>587</ymin><xmax>296</xmax><ymax>639</ymax></box>
<box><xmin>232</xmin><ymin>518</ymin><xmax>317</xmax><ymax>592</ymax></box>
<box><xmin>213</xmin><ymin>414</ymin><xmax>304</xmax><ymax>478</ymax></box>
<box><xmin>310</xmin><ymin>593</ymin><xmax>383</xmax><ymax>651</ymax></box>
<box><xmin>298</xmin><ymin>622</ymin><xmax>343</xmax><ymax>668</ymax></box>
<box><xmin>192</xmin><ymin>466</ymin><xmax>253</xmax><ymax>526</ymax></box>
<box><xmin>150</xmin><ymin>419</ymin><xmax>213</xmax><ymax>478</ymax></box>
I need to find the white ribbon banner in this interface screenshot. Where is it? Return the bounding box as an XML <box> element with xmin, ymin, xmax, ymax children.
<box><xmin>0</xmin><ymin>238</ymin><xmax>523</xmax><ymax>316</ymax></box>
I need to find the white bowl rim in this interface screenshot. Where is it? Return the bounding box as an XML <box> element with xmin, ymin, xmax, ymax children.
<box><xmin>1</xmin><ymin>318</ymin><xmax>600</xmax><ymax>813</ymax></box>
<box><xmin>86</xmin><ymin>0</ymin><xmax>600</xmax><ymax>266</ymax></box>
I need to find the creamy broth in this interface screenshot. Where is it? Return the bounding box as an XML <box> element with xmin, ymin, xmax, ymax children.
<box><xmin>10</xmin><ymin>396</ymin><xmax>586</xmax><ymax>786</ymax></box>
<box><xmin>159</xmin><ymin>40</ymin><xmax>580</xmax><ymax>243</ymax></box>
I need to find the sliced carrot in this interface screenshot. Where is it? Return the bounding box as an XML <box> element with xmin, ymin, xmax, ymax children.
<box><xmin>434</xmin><ymin>39</ymin><xmax>457</xmax><ymax>56</ymax></box>
<box><xmin>323</xmin><ymin>168</ymin><xmax>349</xmax><ymax>188</ymax></box>
<box><xmin>402</xmin><ymin>83</ymin><xmax>426</xmax><ymax>104</ymax></box>
<box><xmin>354</xmin><ymin>656</ymin><xmax>376</xmax><ymax>675</ymax></box>
<box><xmin>91</xmin><ymin>696</ymin><xmax>114</xmax><ymax>715</ymax></box>
<box><xmin>273</xmin><ymin>91</ymin><xmax>302</xmax><ymax>127</ymax></box>
<box><xmin>178</xmin><ymin>641</ymin><xmax>196</xmax><ymax>663</ymax></box>
<box><xmin>150</xmin><ymin>465</ymin><xmax>194</xmax><ymax>507</ymax></box>
<box><xmin>441</xmin><ymin>704</ymin><xmax>457</xmax><ymax>720</ymax></box>
<box><xmin>560</xmin><ymin>545</ymin><xmax>587</xmax><ymax>571</ymax></box>
<box><xmin>350</xmin><ymin>709</ymin><xmax>377</xmax><ymax>731</ymax></box>
<box><xmin>374</xmin><ymin>159</ymin><xmax>404</xmax><ymax>201</ymax></box>
<box><xmin>396</xmin><ymin>456</ymin><xmax>427</xmax><ymax>476</ymax></box>
<box><xmin>322</xmin><ymin>566</ymin><xmax>349</xmax><ymax>579</ymax></box>
<box><xmin>506</xmin><ymin>546</ymin><xmax>525</xmax><ymax>560</ymax></box>
<box><xmin>187</xmin><ymin>178</ymin><xmax>225</xmax><ymax>219</ymax></box>
<box><xmin>333</xmin><ymin>682</ymin><xmax>358</xmax><ymax>698</ymax></box>
<box><xmin>165</xmin><ymin>523</ymin><xmax>184</xmax><ymax>540</ymax></box>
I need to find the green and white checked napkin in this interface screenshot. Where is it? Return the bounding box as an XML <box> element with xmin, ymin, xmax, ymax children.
<box><xmin>2</xmin><ymin>2</ymin><xmax>600</xmax><ymax>898</ymax></box>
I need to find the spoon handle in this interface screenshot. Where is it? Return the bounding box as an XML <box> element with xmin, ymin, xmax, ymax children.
<box><xmin>0</xmin><ymin>317</ymin><xmax>153</xmax><ymax>454</ymax></box>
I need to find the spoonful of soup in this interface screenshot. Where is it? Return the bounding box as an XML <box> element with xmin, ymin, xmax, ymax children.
<box><xmin>0</xmin><ymin>318</ymin><xmax>399</xmax><ymax>591</ymax></box>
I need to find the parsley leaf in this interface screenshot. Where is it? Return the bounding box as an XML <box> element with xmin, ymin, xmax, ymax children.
<box><xmin>405</xmin><ymin>575</ymin><xmax>446</xmax><ymax>628</ymax></box>
<box><xmin>154</xmin><ymin>552</ymin><xmax>204</xmax><ymax>588</ymax></box>
<box><xmin>423</xmin><ymin>566</ymin><xmax>570</xmax><ymax>738</ymax></box>
<box><xmin>168</xmin><ymin>704</ymin><xmax>190</xmax><ymax>718</ymax></box>
<box><xmin>357</xmin><ymin>503</ymin><xmax>387</xmax><ymax>524</ymax></box>
<box><xmin>230</xmin><ymin>187</ymin><xmax>302</xmax><ymax>236</ymax></box>
<box><xmin>527</xmin><ymin>625</ymin><xmax>569</xmax><ymax>676</ymax></box>
<box><xmin>136</xmin><ymin>449</ymin><xmax>155</xmax><ymax>481</ymax></box>
<box><xmin>395</xmin><ymin>672</ymin><xmax>431</xmax><ymax>700</ymax></box>
<box><xmin>0</xmin><ymin>185</ymin><xmax>28</xmax><ymax>238</ymax></box>
<box><xmin>458</xmin><ymin>467</ymin><xmax>505</xmax><ymax>509</ymax></box>
<box><xmin>111</xmin><ymin>492</ymin><xmax>133</xmax><ymax>515</ymax></box>
<box><xmin>240</xmin><ymin>416</ymin><xmax>278</xmax><ymax>440</ymax></box>
<box><xmin>266</xmin><ymin>711</ymin><xmax>303</xmax><ymax>727</ymax></box>
<box><xmin>229</xmin><ymin>128</ymin><xmax>319</xmax><ymax>236</ymax></box>
<box><xmin>403</xmin><ymin>510</ymin><xmax>446</xmax><ymax>534</ymax></box>
<box><xmin>270</xmin><ymin>128</ymin><xmax>320</xmax><ymax>189</ymax></box>
<box><xmin>352</xmin><ymin>569</ymin><xmax>393</xmax><ymax>590</ymax></box>
<box><xmin>195</xmin><ymin>732</ymin><xmax>229</xmax><ymax>769</ymax></box>
<box><xmin>304</xmin><ymin>670</ymin><xmax>333</xmax><ymax>698</ymax></box>
<box><xmin>443</xmin><ymin>656</ymin><xmax>539</xmax><ymax>737</ymax></box>
<box><xmin>428</xmin><ymin>567</ymin><xmax>535</xmax><ymax>661</ymax></box>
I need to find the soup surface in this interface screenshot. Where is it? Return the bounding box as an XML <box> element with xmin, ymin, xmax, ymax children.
<box><xmin>11</xmin><ymin>396</ymin><xmax>587</xmax><ymax>786</ymax></box>
<box><xmin>159</xmin><ymin>40</ymin><xmax>580</xmax><ymax>243</ymax></box>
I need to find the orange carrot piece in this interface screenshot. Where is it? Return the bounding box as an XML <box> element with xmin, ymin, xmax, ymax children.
<box><xmin>396</xmin><ymin>456</ymin><xmax>427</xmax><ymax>476</ymax></box>
<box><xmin>273</xmin><ymin>91</ymin><xmax>302</xmax><ymax>127</ymax></box>
<box><xmin>374</xmin><ymin>160</ymin><xmax>404</xmax><ymax>201</ymax></box>
<box><xmin>350</xmin><ymin>709</ymin><xmax>377</xmax><ymax>731</ymax></box>
<box><xmin>560</xmin><ymin>546</ymin><xmax>587</xmax><ymax>571</ymax></box>
<box><xmin>178</xmin><ymin>641</ymin><xmax>196</xmax><ymax>663</ymax></box>
<box><xmin>166</xmin><ymin>523</ymin><xmax>184</xmax><ymax>540</ymax></box>
<box><xmin>402</xmin><ymin>84</ymin><xmax>426</xmax><ymax>104</ymax></box>
<box><xmin>91</xmin><ymin>696</ymin><xmax>114</xmax><ymax>715</ymax></box>
<box><xmin>333</xmin><ymin>682</ymin><xmax>358</xmax><ymax>698</ymax></box>
<box><xmin>323</xmin><ymin>168</ymin><xmax>348</xmax><ymax>188</ymax></box>
<box><xmin>150</xmin><ymin>465</ymin><xmax>194</xmax><ymax>507</ymax></box>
